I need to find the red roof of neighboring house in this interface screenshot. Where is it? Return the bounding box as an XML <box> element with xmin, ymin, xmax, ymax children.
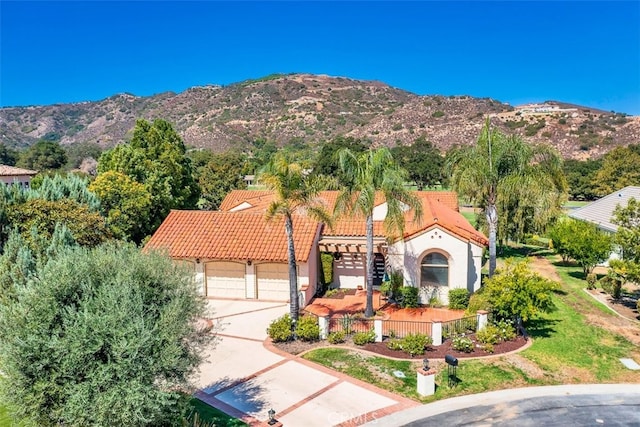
<box><xmin>145</xmin><ymin>210</ymin><xmax>321</xmax><ymax>262</ymax></box>
<box><xmin>218</xmin><ymin>190</ymin><xmax>487</xmax><ymax>246</ymax></box>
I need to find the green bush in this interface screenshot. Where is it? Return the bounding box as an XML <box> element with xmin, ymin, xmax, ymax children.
<box><xmin>399</xmin><ymin>286</ymin><xmax>419</xmax><ymax>308</ymax></box>
<box><xmin>599</xmin><ymin>276</ymin><xmax>621</xmax><ymax>298</ymax></box>
<box><xmin>493</xmin><ymin>319</ymin><xmax>516</xmax><ymax>341</ymax></box>
<box><xmin>353</xmin><ymin>329</ymin><xmax>376</xmax><ymax>345</ymax></box>
<box><xmin>482</xmin><ymin>342</ymin><xmax>494</xmax><ymax>353</ymax></box>
<box><xmin>465</xmin><ymin>289</ymin><xmax>491</xmax><ymax>315</ymax></box>
<box><xmin>401</xmin><ymin>333</ymin><xmax>432</xmax><ymax>356</ymax></box>
<box><xmin>476</xmin><ymin>325</ymin><xmax>500</xmax><ymax>344</ymax></box>
<box><xmin>431</xmin><ymin>110</ymin><xmax>445</xmax><ymax>118</ymax></box>
<box><xmin>586</xmin><ymin>273</ymin><xmax>598</xmax><ymax>290</ymax></box>
<box><xmin>320</xmin><ymin>252</ymin><xmax>334</xmax><ymax>289</ymax></box>
<box><xmin>451</xmin><ymin>335</ymin><xmax>474</xmax><ymax>353</ymax></box>
<box><xmin>386</xmin><ymin>339</ymin><xmax>403</xmax><ymax>351</ymax></box>
<box><xmin>267</xmin><ymin>314</ymin><xmax>293</xmax><ymax>342</ymax></box>
<box><xmin>448</xmin><ymin>289</ymin><xmax>470</xmax><ymax>309</ymax></box>
<box><xmin>295</xmin><ymin>315</ymin><xmax>320</xmax><ymax>342</ymax></box>
<box><xmin>327</xmin><ymin>330</ymin><xmax>346</xmax><ymax>344</ymax></box>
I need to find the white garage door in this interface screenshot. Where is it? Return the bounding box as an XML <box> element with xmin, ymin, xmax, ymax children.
<box><xmin>205</xmin><ymin>261</ymin><xmax>246</xmax><ymax>298</ymax></box>
<box><xmin>256</xmin><ymin>263</ymin><xmax>290</xmax><ymax>301</ymax></box>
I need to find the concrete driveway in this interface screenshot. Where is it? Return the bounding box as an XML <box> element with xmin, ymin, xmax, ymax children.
<box><xmin>195</xmin><ymin>299</ymin><xmax>416</xmax><ymax>426</ymax></box>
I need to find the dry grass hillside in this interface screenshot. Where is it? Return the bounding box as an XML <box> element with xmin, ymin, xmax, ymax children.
<box><xmin>1</xmin><ymin>73</ymin><xmax>638</xmax><ymax>159</ymax></box>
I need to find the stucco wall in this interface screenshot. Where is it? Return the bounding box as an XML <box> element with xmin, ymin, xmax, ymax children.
<box><xmin>1</xmin><ymin>175</ymin><xmax>33</xmax><ymax>187</ymax></box>
<box><xmin>333</xmin><ymin>253</ymin><xmax>365</xmax><ymax>289</ymax></box>
<box><xmin>388</xmin><ymin>226</ymin><xmax>483</xmax><ymax>305</ymax></box>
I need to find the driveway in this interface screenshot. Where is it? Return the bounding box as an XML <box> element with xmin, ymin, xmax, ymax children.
<box><xmin>195</xmin><ymin>299</ymin><xmax>417</xmax><ymax>426</ymax></box>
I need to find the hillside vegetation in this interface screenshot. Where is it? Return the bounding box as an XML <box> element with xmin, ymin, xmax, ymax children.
<box><xmin>1</xmin><ymin>73</ymin><xmax>639</xmax><ymax>159</ymax></box>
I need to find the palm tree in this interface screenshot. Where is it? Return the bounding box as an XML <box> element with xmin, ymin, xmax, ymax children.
<box><xmin>448</xmin><ymin>118</ymin><xmax>566</xmax><ymax>277</ymax></box>
<box><xmin>260</xmin><ymin>154</ymin><xmax>332</xmax><ymax>326</ymax></box>
<box><xmin>335</xmin><ymin>148</ymin><xmax>422</xmax><ymax>317</ymax></box>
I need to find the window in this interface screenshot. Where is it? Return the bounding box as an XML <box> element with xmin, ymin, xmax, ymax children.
<box><xmin>420</xmin><ymin>252</ymin><xmax>448</xmax><ymax>287</ymax></box>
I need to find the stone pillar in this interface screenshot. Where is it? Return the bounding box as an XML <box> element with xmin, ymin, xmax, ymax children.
<box><xmin>319</xmin><ymin>316</ymin><xmax>330</xmax><ymax>340</ymax></box>
<box><xmin>374</xmin><ymin>319</ymin><xmax>383</xmax><ymax>342</ymax></box>
<box><xmin>477</xmin><ymin>310</ymin><xmax>489</xmax><ymax>332</ymax></box>
<box><xmin>432</xmin><ymin>320</ymin><xmax>442</xmax><ymax>346</ymax></box>
<box><xmin>416</xmin><ymin>368</ymin><xmax>436</xmax><ymax>396</ymax></box>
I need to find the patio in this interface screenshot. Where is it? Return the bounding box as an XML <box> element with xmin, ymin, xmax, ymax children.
<box><xmin>304</xmin><ymin>289</ymin><xmax>466</xmax><ymax>322</ymax></box>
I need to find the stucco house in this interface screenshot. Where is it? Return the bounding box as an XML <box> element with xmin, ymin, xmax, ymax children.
<box><xmin>0</xmin><ymin>164</ymin><xmax>38</xmax><ymax>188</ymax></box>
<box><xmin>146</xmin><ymin>190</ymin><xmax>488</xmax><ymax>306</ymax></box>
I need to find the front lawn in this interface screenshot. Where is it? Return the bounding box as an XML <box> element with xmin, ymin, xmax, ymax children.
<box><xmin>303</xmin><ymin>254</ymin><xmax>640</xmax><ymax>401</ymax></box>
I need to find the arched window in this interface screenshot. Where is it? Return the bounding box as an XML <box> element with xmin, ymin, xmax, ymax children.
<box><xmin>420</xmin><ymin>252</ymin><xmax>449</xmax><ymax>287</ymax></box>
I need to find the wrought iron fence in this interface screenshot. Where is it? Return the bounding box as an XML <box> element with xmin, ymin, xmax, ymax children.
<box><xmin>381</xmin><ymin>319</ymin><xmax>432</xmax><ymax>338</ymax></box>
<box><xmin>441</xmin><ymin>315</ymin><xmax>478</xmax><ymax>340</ymax></box>
<box><xmin>328</xmin><ymin>315</ymin><xmax>375</xmax><ymax>334</ymax></box>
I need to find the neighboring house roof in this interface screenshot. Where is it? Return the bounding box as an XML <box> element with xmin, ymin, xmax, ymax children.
<box><xmin>0</xmin><ymin>164</ymin><xmax>38</xmax><ymax>176</ymax></box>
<box><xmin>145</xmin><ymin>210</ymin><xmax>320</xmax><ymax>263</ymax></box>
<box><xmin>569</xmin><ymin>186</ymin><xmax>640</xmax><ymax>233</ymax></box>
<box><xmin>219</xmin><ymin>190</ymin><xmax>487</xmax><ymax>246</ymax></box>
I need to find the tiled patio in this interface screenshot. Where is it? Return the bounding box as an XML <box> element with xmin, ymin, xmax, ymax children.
<box><xmin>305</xmin><ymin>290</ymin><xmax>466</xmax><ymax>322</ymax></box>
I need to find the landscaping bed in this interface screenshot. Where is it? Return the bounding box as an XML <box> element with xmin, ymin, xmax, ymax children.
<box><xmin>272</xmin><ymin>334</ymin><xmax>528</xmax><ymax>359</ymax></box>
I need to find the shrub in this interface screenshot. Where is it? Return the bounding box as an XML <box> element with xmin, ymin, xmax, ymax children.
<box><xmin>586</xmin><ymin>273</ymin><xmax>598</xmax><ymax>290</ymax></box>
<box><xmin>451</xmin><ymin>335</ymin><xmax>474</xmax><ymax>353</ymax></box>
<box><xmin>482</xmin><ymin>342</ymin><xmax>495</xmax><ymax>353</ymax></box>
<box><xmin>353</xmin><ymin>329</ymin><xmax>376</xmax><ymax>345</ymax></box>
<box><xmin>599</xmin><ymin>276</ymin><xmax>621</xmax><ymax>298</ymax></box>
<box><xmin>493</xmin><ymin>319</ymin><xmax>516</xmax><ymax>341</ymax></box>
<box><xmin>386</xmin><ymin>339</ymin><xmax>403</xmax><ymax>351</ymax></box>
<box><xmin>267</xmin><ymin>314</ymin><xmax>293</xmax><ymax>342</ymax></box>
<box><xmin>399</xmin><ymin>286</ymin><xmax>419</xmax><ymax>308</ymax></box>
<box><xmin>448</xmin><ymin>289</ymin><xmax>470</xmax><ymax>309</ymax></box>
<box><xmin>295</xmin><ymin>315</ymin><xmax>320</xmax><ymax>342</ymax></box>
<box><xmin>327</xmin><ymin>330</ymin><xmax>346</xmax><ymax>344</ymax></box>
<box><xmin>320</xmin><ymin>252</ymin><xmax>334</xmax><ymax>289</ymax></box>
<box><xmin>401</xmin><ymin>333</ymin><xmax>432</xmax><ymax>356</ymax></box>
<box><xmin>466</xmin><ymin>290</ymin><xmax>491</xmax><ymax>315</ymax></box>
<box><xmin>432</xmin><ymin>110</ymin><xmax>445</xmax><ymax>118</ymax></box>
<box><xmin>476</xmin><ymin>325</ymin><xmax>501</xmax><ymax>345</ymax></box>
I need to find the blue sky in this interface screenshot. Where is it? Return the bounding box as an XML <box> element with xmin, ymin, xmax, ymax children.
<box><xmin>1</xmin><ymin>1</ymin><xmax>639</xmax><ymax>114</ymax></box>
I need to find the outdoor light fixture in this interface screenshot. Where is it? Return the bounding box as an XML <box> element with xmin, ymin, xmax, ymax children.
<box><xmin>195</xmin><ymin>258</ymin><xmax>201</xmax><ymax>264</ymax></box>
<box><xmin>333</xmin><ymin>251</ymin><xmax>342</xmax><ymax>261</ymax></box>
<box><xmin>247</xmin><ymin>259</ymin><xmax>252</xmax><ymax>266</ymax></box>
<box><xmin>422</xmin><ymin>358</ymin><xmax>430</xmax><ymax>371</ymax></box>
<box><xmin>267</xmin><ymin>408</ymin><xmax>277</xmax><ymax>425</ymax></box>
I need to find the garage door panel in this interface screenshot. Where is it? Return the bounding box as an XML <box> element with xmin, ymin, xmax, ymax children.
<box><xmin>206</xmin><ymin>262</ymin><xmax>246</xmax><ymax>298</ymax></box>
<box><xmin>256</xmin><ymin>263</ymin><xmax>289</xmax><ymax>301</ymax></box>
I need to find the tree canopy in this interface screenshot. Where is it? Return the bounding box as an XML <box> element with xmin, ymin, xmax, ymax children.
<box><xmin>391</xmin><ymin>136</ymin><xmax>444</xmax><ymax>190</ymax></box>
<box><xmin>312</xmin><ymin>136</ymin><xmax>367</xmax><ymax>180</ymax></box>
<box><xmin>98</xmin><ymin>119</ymin><xmax>200</xmax><ymax>235</ymax></box>
<box><xmin>196</xmin><ymin>151</ymin><xmax>248</xmax><ymax>210</ymax></box>
<box><xmin>17</xmin><ymin>140</ymin><xmax>67</xmax><ymax>171</ymax></box>
<box><xmin>0</xmin><ymin>243</ymin><xmax>210</xmax><ymax>426</ymax></box>
<box><xmin>548</xmin><ymin>218</ymin><xmax>612</xmax><ymax>276</ymax></box>
<box><xmin>610</xmin><ymin>197</ymin><xmax>640</xmax><ymax>284</ymax></box>
<box><xmin>594</xmin><ymin>144</ymin><xmax>640</xmax><ymax>196</ymax></box>
<box><xmin>448</xmin><ymin>119</ymin><xmax>566</xmax><ymax>276</ymax></box>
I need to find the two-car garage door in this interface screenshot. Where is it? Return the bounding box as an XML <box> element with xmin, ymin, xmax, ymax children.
<box><xmin>204</xmin><ymin>261</ymin><xmax>289</xmax><ymax>301</ymax></box>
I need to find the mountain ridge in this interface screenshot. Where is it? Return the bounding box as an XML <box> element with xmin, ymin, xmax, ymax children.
<box><xmin>1</xmin><ymin>73</ymin><xmax>638</xmax><ymax>159</ymax></box>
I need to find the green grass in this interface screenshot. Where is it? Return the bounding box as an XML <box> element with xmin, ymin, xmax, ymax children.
<box><xmin>563</xmin><ymin>200</ymin><xmax>589</xmax><ymax>209</ymax></box>
<box><xmin>461</xmin><ymin>211</ymin><xmax>477</xmax><ymax>227</ymax></box>
<box><xmin>303</xmin><ymin>251</ymin><xmax>640</xmax><ymax>401</ymax></box>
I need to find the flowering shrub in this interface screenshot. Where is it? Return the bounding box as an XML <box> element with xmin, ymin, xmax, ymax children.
<box><xmin>451</xmin><ymin>335</ymin><xmax>474</xmax><ymax>353</ymax></box>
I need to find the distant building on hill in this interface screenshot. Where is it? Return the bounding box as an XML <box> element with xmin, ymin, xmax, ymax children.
<box><xmin>0</xmin><ymin>164</ymin><xmax>38</xmax><ymax>188</ymax></box>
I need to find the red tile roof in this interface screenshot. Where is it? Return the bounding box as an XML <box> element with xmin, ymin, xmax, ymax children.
<box><xmin>219</xmin><ymin>190</ymin><xmax>487</xmax><ymax>245</ymax></box>
<box><xmin>145</xmin><ymin>210</ymin><xmax>320</xmax><ymax>262</ymax></box>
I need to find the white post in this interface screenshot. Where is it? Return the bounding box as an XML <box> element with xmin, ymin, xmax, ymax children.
<box><xmin>319</xmin><ymin>316</ymin><xmax>329</xmax><ymax>340</ymax></box>
<box><xmin>374</xmin><ymin>319</ymin><xmax>383</xmax><ymax>342</ymax></box>
<box><xmin>417</xmin><ymin>368</ymin><xmax>436</xmax><ymax>396</ymax></box>
<box><xmin>477</xmin><ymin>310</ymin><xmax>488</xmax><ymax>332</ymax></box>
<box><xmin>432</xmin><ymin>321</ymin><xmax>442</xmax><ymax>346</ymax></box>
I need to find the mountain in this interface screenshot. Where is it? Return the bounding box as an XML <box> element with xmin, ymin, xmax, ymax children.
<box><xmin>1</xmin><ymin>73</ymin><xmax>638</xmax><ymax>159</ymax></box>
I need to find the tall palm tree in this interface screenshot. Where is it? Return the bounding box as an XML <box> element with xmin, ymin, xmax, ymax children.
<box><xmin>448</xmin><ymin>118</ymin><xmax>566</xmax><ymax>277</ymax></box>
<box><xmin>335</xmin><ymin>148</ymin><xmax>422</xmax><ymax>317</ymax></box>
<box><xmin>260</xmin><ymin>154</ymin><xmax>332</xmax><ymax>326</ymax></box>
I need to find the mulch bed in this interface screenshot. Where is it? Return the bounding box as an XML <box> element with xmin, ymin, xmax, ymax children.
<box><xmin>272</xmin><ymin>334</ymin><xmax>528</xmax><ymax>359</ymax></box>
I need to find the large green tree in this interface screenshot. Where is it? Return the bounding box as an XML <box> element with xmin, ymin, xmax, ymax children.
<box><xmin>312</xmin><ymin>136</ymin><xmax>367</xmax><ymax>181</ymax></box>
<box><xmin>391</xmin><ymin>136</ymin><xmax>444</xmax><ymax>190</ymax></box>
<box><xmin>260</xmin><ymin>154</ymin><xmax>332</xmax><ymax>325</ymax></box>
<box><xmin>89</xmin><ymin>171</ymin><xmax>152</xmax><ymax>243</ymax></box>
<box><xmin>563</xmin><ymin>158</ymin><xmax>602</xmax><ymax>201</ymax></box>
<box><xmin>594</xmin><ymin>144</ymin><xmax>640</xmax><ymax>196</ymax></box>
<box><xmin>335</xmin><ymin>148</ymin><xmax>422</xmax><ymax>317</ymax></box>
<box><xmin>196</xmin><ymin>151</ymin><xmax>248</xmax><ymax>210</ymax></box>
<box><xmin>549</xmin><ymin>218</ymin><xmax>612</xmax><ymax>276</ymax></box>
<box><xmin>448</xmin><ymin>119</ymin><xmax>566</xmax><ymax>276</ymax></box>
<box><xmin>17</xmin><ymin>140</ymin><xmax>67</xmax><ymax>171</ymax></box>
<box><xmin>610</xmin><ymin>197</ymin><xmax>640</xmax><ymax>284</ymax></box>
<box><xmin>0</xmin><ymin>243</ymin><xmax>210</xmax><ymax>426</ymax></box>
<box><xmin>0</xmin><ymin>143</ymin><xmax>18</xmax><ymax>166</ymax></box>
<box><xmin>98</xmin><ymin>119</ymin><xmax>200</xmax><ymax>235</ymax></box>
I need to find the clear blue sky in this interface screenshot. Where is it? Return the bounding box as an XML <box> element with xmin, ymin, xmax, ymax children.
<box><xmin>1</xmin><ymin>1</ymin><xmax>639</xmax><ymax>114</ymax></box>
